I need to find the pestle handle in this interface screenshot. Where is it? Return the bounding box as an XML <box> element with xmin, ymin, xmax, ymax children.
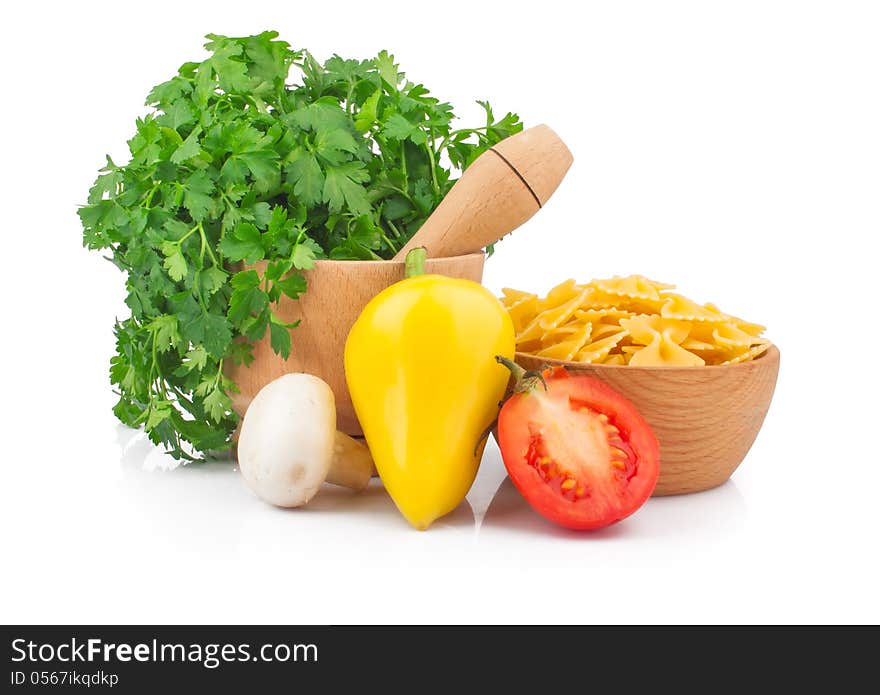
<box><xmin>392</xmin><ymin>124</ymin><xmax>573</xmax><ymax>260</ymax></box>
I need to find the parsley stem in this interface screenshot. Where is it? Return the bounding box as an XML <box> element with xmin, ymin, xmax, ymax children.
<box><xmin>345</xmin><ymin>83</ymin><xmax>354</xmax><ymax>114</ymax></box>
<box><xmin>400</xmin><ymin>143</ymin><xmax>408</xmax><ymax>189</ymax></box>
<box><xmin>142</xmin><ymin>183</ymin><xmax>161</xmax><ymax>208</ymax></box>
<box><xmin>147</xmin><ymin>329</ymin><xmax>167</xmax><ymax>400</ymax></box>
<box><xmin>169</xmin><ymin>384</ymin><xmax>195</xmax><ymax>407</ymax></box>
<box><xmin>386</xmin><ymin>219</ymin><xmax>403</xmax><ymax>239</ymax></box>
<box><xmin>438</xmin><ymin>126</ymin><xmax>489</xmax><ymax>155</ymax></box>
<box><xmin>197</xmin><ymin>222</ymin><xmax>218</xmax><ymax>266</ymax></box>
<box><xmin>194</xmin><ymin>275</ymin><xmax>209</xmax><ymax>313</ymax></box>
<box><xmin>426</xmin><ymin>135</ymin><xmax>440</xmax><ymax>197</ymax></box>
<box><xmin>383</xmin><ymin>184</ymin><xmax>416</xmax><ymax>206</ymax></box>
<box><xmin>220</xmin><ymin>191</ymin><xmax>235</xmax><ymax>207</ymax></box>
<box><xmin>179</xmin><ymin>223</ymin><xmax>200</xmax><ymax>245</ymax></box>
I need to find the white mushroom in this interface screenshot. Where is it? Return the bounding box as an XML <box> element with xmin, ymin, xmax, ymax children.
<box><xmin>237</xmin><ymin>373</ymin><xmax>373</xmax><ymax>507</ymax></box>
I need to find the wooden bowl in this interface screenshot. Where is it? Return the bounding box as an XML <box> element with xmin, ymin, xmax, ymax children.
<box><xmin>513</xmin><ymin>345</ymin><xmax>780</xmax><ymax>495</ymax></box>
<box><xmin>225</xmin><ymin>253</ymin><xmax>486</xmax><ymax>435</ymax></box>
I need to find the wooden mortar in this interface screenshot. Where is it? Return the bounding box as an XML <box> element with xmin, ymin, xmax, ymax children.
<box><xmin>226</xmin><ymin>253</ymin><xmax>485</xmax><ymax>435</ymax></box>
<box><xmin>227</xmin><ymin>124</ymin><xmax>573</xmax><ymax>435</ymax></box>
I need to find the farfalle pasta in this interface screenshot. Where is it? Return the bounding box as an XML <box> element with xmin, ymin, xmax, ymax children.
<box><xmin>499</xmin><ymin>275</ymin><xmax>771</xmax><ymax>367</ymax></box>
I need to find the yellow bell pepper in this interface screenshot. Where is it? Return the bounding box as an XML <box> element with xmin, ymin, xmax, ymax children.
<box><xmin>344</xmin><ymin>249</ymin><xmax>515</xmax><ymax>530</ymax></box>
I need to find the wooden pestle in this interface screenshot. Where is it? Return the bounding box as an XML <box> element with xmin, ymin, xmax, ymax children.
<box><xmin>392</xmin><ymin>124</ymin><xmax>573</xmax><ymax>260</ymax></box>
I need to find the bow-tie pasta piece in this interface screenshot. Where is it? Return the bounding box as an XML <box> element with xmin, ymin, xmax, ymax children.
<box><xmin>536</xmin><ymin>323</ymin><xmax>593</xmax><ymax>361</ymax></box>
<box><xmin>501</xmin><ymin>291</ymin><xmax>539</xmax><ymax>335</ymax></box>
<box><xmin>537</xmin><ymin>288</ymin><xmax>591</xmax><ymax>330</ymax></box>
<box><xmin>681</xmin><ymin>336</ymin><xmax>719</xmax><ymax>352</ymax></box>
<box><xmin>628</xmin><ymin>334</ymin><xmax>706</xmax><ymax>367</ymax></box>
<box><xmin>712</xmin><ymin>322</ymin><xmax>765</xmax><ymax>349</ymax></box>
<box><xmin>543</xmin><ymin>279</ymin><xmax>582</xmax><ymax>307</ymax></box>
<box><xmin>585</xmin><ymin>291</ymin><xmax>663</xmax><ymax>315</ymax></box>
<box><xmin>574</xmin><ymin>308</ymin><xmax>633</xmax><ymax>324</ymax></box>
<box><xmin>719</xmin><ymin>343</ymin><xmax>771</xmax><ymax>365</ymax></box>
<box><xmin>500</xmin><ymin>287</ymin><xmax>535</xmax><ymax>307</ymax></box>
<box><xmin>578</xmin><ymin>290</ymin><xmax>627</xmax><ymax>311</ymax></box>
<box><xmin>661</xmin><ymin>294</ymin><xmax>728</xmax><ymax>322</ymax></box>
<box><xmin>573</xmin><ymin>332</ymin><xmax>628</xmax><ymax>363</ymax></box>
<box><xmin>588</xmin><ymin>275</ymin><xmax>674</xmax><ymax>314</ymax></box>
<box><xmin>515</xmin><ymin>316</ymin><xmax>546</xmax><ymax>346</ymax></box>
<box><xmin>591</xmin><ymin>322</ymin><xmax>631</xmax><ymax>340</ymax></box>
<box><xmin>704</xmin><ymin>304</ymin><xmax>766</xmax><ymax>337</ymax></box>
<box><xmin>591</xmin><ymin>275</ymin><xmax>673</xmax><ymax>301</ymax></box>
<box><xmin>618</xmin><ymin>315</ymin><xmax>702</xmax><ymax>367</ymax></box>
<box><xmin>538</xmin><ymin>324</ymin><xmax>582</xmax><ymax>350</ymax></box>
<box><xmin>680</xmin><ymin>336</ymin><xmax>731</xmax><ymax>365</ymax></box>
<box><xmin>621</xmin><ymin>315</ymin><xmax>692</xmax><ymax>346</ymax></box>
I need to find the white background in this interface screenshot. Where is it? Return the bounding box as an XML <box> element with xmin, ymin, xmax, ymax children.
<box><xmin>1</xmin><ymin>0</ymin><xmax>878</xmax><ymax>624</ymax></box>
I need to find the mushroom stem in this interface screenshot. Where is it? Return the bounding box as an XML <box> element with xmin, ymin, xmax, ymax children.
<box><xmin>327</xmin><ymin>431</ymin><xmax>373</xmax><ymax>491</ymax></box>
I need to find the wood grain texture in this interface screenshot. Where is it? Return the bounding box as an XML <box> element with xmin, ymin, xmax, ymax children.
<box><xmin>492</xmin><ymin>124</ymin><xmax>574</xmax><ymax>205</ymax></box>
<box><xmin>514</xmin><ymin>345</ymin><xmax>780</xmax><ymax>496</ymax></box>
<box><xmin>392</xmin><ymin>124</ymin><xmax>573</xmax><ymax>260</ymax></box>
<box><xmin>225</xmin><ymin>253</ymin><xmax>486</xmax><ymax>435</ymax></box>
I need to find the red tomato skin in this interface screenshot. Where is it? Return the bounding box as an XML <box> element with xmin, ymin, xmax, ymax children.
<box><xmin>497</xmin><ymin>372</ymin><xmax>660</xmax><ymax>531</ymax></box>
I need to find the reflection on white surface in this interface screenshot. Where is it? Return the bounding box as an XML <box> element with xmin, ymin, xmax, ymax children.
<box><xmin>114</xmin><ymin>423</ymin><xmax>747</xmax><ymax>544</ymax></box>
<box><xmin>301</xmin><ymin>479</ymin><xmax>477</xmax><ymax>530</ymax></box>
<box><xmin>116</xmin><ymin>424</ymin><xmax>235</xmax><ymax>472</ymax></box>
<box><xmin>482</xmin><ymin>476</ymin><xmax>747</xmax><ymax>540</ymax></box>
<box><xmin>465</xmin><ymin>438</ymin><xmax>510</xmax><ymax>527</ymax></box>
<box><xmin>5</xmin><ymin>402</ymin><xmax>873</xmax><ymax>624</ymax></box>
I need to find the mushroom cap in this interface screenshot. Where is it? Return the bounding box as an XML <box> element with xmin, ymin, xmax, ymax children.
<box><xmin>238</xmin><ymin>373</ymin><xmax>336</xmax><ymax>507</ymax></box>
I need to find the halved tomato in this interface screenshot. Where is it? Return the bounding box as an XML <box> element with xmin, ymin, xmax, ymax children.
<box><xmin>496</xmin><ymin>360</ymin><xmax>659</xmax><ymax>530</ymax></box>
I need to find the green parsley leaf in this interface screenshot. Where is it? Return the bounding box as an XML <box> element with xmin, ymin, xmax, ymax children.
<box><xmin>291</xmin><ymin>243</ymin><xmax>316</xmax><ymax>270</ymax></box>
<box><xmin>199</xmin><ymin>266</ymin><xmax>228</xmax><ymax>296</ymax></box>
<box><xmin>286</xmin><ymin>154</ymin><xmax>324</xmax><ymax>207</ymax></box>
<box><xmin>375</xmin><ymin>50</ymin><xmax>402</xmax><ymax>87</ymax></box>
<box><xmin>149</xmin><ymin>314</ymin><xmax>180</xmax><ymax>353</ymax></box>
<box><xmin>219</xmin><ymin>222</ymin><xmax>264</xmax><ymax>264</ymax></box>
<box><xmin>146</xmin><ymin>402</ymin><xmax>173</xmax><ymax>430</ymax></box>
<box><xmin>269</xmin><ymin>320</ymin><xmax>292</xmax><ymax>360</ymax></box>
<box><xmin>170</xmin><ymin>126</ymin><xmax>202</xmax><ymax>163</ymax></box>
<box><xmin>354</xmin><ymin>89</ymin><xmax>380</xmax><ymax>133</ymax></box>
<box><xmin>161</xmin><ymin>242</ymin><xmax>189</xmax><ymax>281</ymax></box>
<box><xmin>228</xmin><ymin>269</ymin><xmax>269</xmax><ymax>327</ymax></box>
<box><xmin>275</xmin><ymin>272</ymin><xmax>307</xmax><ymax>299</ymax></box>
<box><xmin>323</xmin><ymin>162</ymin><xmax>370</xmax><ymax>215</ymax></box>
<box><xmin>203</xmin><ymin>386</ymin><xmax>232</xmax><ymax>423</ymax></box>
<box><xmin>183</xmin><ymin>170</ymin><xmax>215</xmax><ymax>221</ymax></box>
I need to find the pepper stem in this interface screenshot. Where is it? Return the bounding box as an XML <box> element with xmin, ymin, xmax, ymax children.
<box><xmin>404</xmin><ymin>247</ymin><xmax>428</xmax><ymax>278</ymax></box>
<box><xmin>495</xmin><ymin>355</ymin><xmax>548</xmax><ymax>393</ymax></box>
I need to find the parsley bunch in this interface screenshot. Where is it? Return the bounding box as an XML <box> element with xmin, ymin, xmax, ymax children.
<box><xmin>79</xmin><ymin>31</ymin><xmax>522</xmax><ymax>460</ymax></box>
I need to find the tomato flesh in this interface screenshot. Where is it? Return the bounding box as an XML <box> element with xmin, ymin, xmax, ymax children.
<box><xmin>497</xmin><ymin>369</ymin><xmax>659</xmax><ymax>530</ymax></box>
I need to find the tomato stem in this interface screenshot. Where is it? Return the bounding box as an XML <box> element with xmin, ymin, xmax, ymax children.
<box><xmin>496</xmin><ymin>355</ymin><xmax>525</xmax><ymax>381</ymax></box>
<box><xmin>404</xmin><ymin>247</ymin><xmax>428</xmax><ymax>278</ymax></box>
<box><xmin>495</xmin><ymin>355</ymin><xmax>547</xmax><ymax>393</ymax></box>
